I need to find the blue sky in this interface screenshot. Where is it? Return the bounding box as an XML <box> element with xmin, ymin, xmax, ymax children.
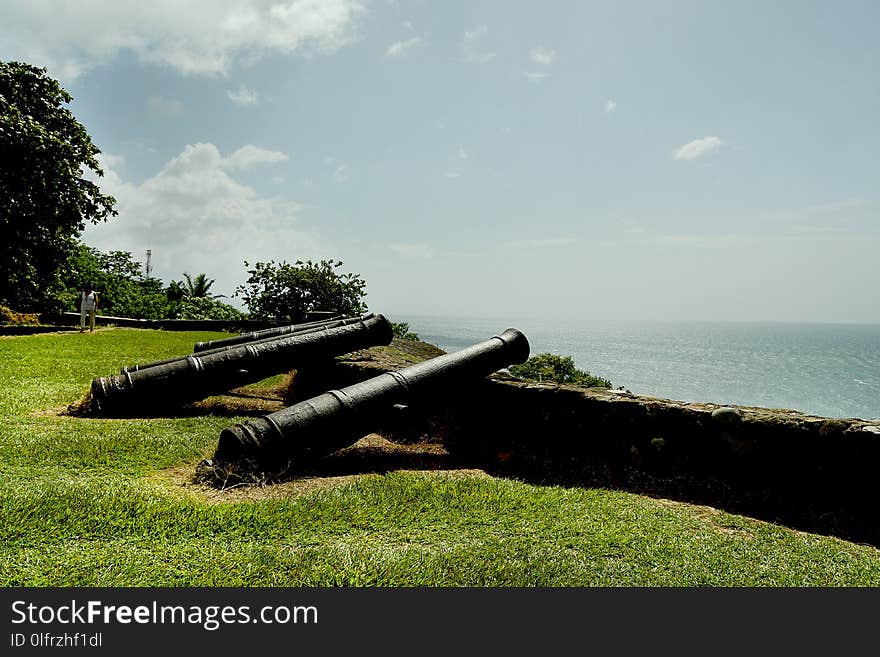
<box><xmin>2</xmin><ymin>1</ymin><xmax>878</xmax><ymax>322</ymax></box>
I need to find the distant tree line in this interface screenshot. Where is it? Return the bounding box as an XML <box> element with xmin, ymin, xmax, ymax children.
<box><xmin>55</xmin><ymin>243</ymin><xmax>243</xmax><ymax>320</ymax></box>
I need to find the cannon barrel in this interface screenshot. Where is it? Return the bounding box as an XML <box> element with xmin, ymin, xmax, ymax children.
<box><xmin>212</xmin><ymin>328</ymin><xmax>530</xmax><ymax>469</ymax></box>
<box><xmin>90</xmin><ymin>314</ymin><xmax>393</xmax><ymax>415</ymax></box>
<box><xmin>123</xmin><ymin>314</ymin><xmax>375</xmax><ymax>374</ymax></box>
<box><xmin>192</xmin><ymin>314</ymin><xmax>372</xmax><ymax>353</ymax></box>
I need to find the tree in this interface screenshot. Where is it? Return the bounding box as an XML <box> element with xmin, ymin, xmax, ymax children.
<box><xmin>0</xmin><ymin>61</ymin><xmax>116</xmax><ymax>313</ymax></box>
<box><xmin>509</xmin><ymin>353</ymin><xmax>612</xmax><ymax>388</ymax></box>
<box><xmin>181</xmin><ymin>272</ymin><xmax>221</xmax><ymax>298</ymax></box>
<box><xmin>235</xmin><ymin>259</ymin><xmax>367</xmax><ymax>323</ymax></box>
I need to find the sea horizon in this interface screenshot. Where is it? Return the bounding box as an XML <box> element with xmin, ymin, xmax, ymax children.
<box><xmin>389</xmin><ymin>313</ymin><xmax>880</xmax><ymax>422</ymax></box>
<box><xmin>387</xmin><ymin>311</ymin><xmax>880</xmax><ymax>328</ymax></box>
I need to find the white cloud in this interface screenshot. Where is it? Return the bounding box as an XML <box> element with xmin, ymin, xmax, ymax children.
<box><xmin>227</xmin><ymin>84</ymin><xmax>259</xmax><ymax>106</ymax></box>
<box><xmin>444</xmin><ymin>171</ymin><xmax>461</xmax><ymax>178</ymax></box>
<box><xmin>147</xmin><ymin>96</ymin><xmax>184</xmax><ymax>118</ymax></box>
<box><xmin>221</xmin><ymin>145</ymin><xmax>289</xmax><ymax>170</ymax></box>
<box><xmin>461</xmin><ymin>25</ymin><xmax>495</xmax><ymax>63</ymax></box>
<box><xmin>523</xmin><ymin>72</ymin><xmax>549</xmax><ymax>82</ymax></box>
<box><xmin>333</xmin><ymin>165</ymin><xmax>349</xmax><ymax>183</ymax></box>
<box><xmin>385</xmin><ymin>36</ymin><xmax>422</xmax><ymax>57</ymax></box>
<box><xmin>530</xmin><ymin>47</ymin><xmax>555</xmax><ymax>66</ymax></box>
<box><xmin>82</xmin><ymin>143</ymin><xmax>324</xmax><ymax>298</ymax></box>
<box><xmin>100</xmin><ymin>153</ymin><xmax>126</xmax><ymax>169</ymax></box>
<box><xmin>605</xmin><ymin>99</ymin><xmax>617</xmax><ymax>113</ymax></box>
<box><xmin>674</xmin><ymin>136</ymin><xmax>723</xmax><ymax>160</ymax></box>
<box><xmin>0</xmin><ymin>0</ymin><xmax>366</xmax><ymax>79</ymax></box>
<box><xmin>458</xmin><ymin>146</ymin><xmax>468</xmax><ymax>160</ymax></box>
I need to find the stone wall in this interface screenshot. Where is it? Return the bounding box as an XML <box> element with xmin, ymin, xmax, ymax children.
<box><xmin>293</xmin><ymin>344</ymin><xmax>880</xmax><ymax>544</ymax></box>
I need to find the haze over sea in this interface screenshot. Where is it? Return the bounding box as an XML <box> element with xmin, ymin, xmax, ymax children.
<box><xmin>395</xmin><ymin>315</ymin><xmax>880</xmax><ymax>422</ymax></box>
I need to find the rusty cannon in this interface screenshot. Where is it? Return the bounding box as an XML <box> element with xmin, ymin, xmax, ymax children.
<box><xmin>89</xmin><ymin>314</ymin><xmax>393</xmax><ymax>415</ymax></box>
<box><xmin>122</xmin><ymin>314</ymin><xmax>375</xmax><ymax>374</ymax></box>
<box><xmin>192</xmin><ymin>314</ymin><xmax>374</xmax><ymax>353</ymax></box>
<box><xmin>210</xmin><ymin>328</ymin><xmax>530</xmax><ymax>471</ymax></box>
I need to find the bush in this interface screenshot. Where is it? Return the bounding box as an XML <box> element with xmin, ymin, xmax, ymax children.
<box><xmin>175</xmin><ymin>296</ymin><xmax>247</xmax><ymax>321</ymax></box>
<box><xmin>509</xmin><ymin>353</ymin><xmax>612</xmax><ymax>388</ymax></box>
<box><xmin>391</xmin><ymin>321</ymin><xmax>420</xmax><ymax>341</ymax></box>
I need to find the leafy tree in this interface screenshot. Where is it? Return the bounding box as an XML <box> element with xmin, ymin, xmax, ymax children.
<box><xmin>0</xmin><ymin>61</ymin><xmax>116</xmax><ymax>314</ymax></box>
<box><xmin>235</xmin><ymin>259</ymin><xmax>367</xmax><ymax>323</ymax></box>
<box><xmin>181</xmin><ymin>272</ymin><xmax>220</xmax><ymax>298</ymax></box>
<box><xmin>113</xmin><ymin>277</ymin><xmax>175</xmax><ymax>320</ymax></box>
<box><xmin>166</xmin><ymin>279</ymin><xmax>186</xmax><ymax>304</ymax></box>
<box><xmin>509</xmin><ymin>353</ymin><xmax>612</xmax><ymax>388</ymax></box>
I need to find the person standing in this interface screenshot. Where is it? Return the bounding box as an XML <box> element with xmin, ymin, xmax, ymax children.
<box><xmin>80</xmin><ymin>285</ymin><xmax>99</xmax><ymax>333</ymax></box>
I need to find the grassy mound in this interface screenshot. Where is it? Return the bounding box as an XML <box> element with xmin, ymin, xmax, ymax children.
<box><xmin>1</xmin><ymin>328</ymin><xmax>879</xmax><ymax>586</ymax></box>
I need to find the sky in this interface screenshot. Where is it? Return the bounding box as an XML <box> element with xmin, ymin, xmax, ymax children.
<box><xmin>2</xmin><ymin>0</ymin><xmax>878</xmax><ymax>323</ymax></box>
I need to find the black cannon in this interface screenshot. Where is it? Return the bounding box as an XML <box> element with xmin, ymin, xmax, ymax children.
<box><xmin>193</xmin><ymin>314</ymin><xmax>373</xmax><ymax>353</ymax></box>
<box><xmin>90</xmin><ymin>314</ymin><xmax>393</xmax><ymax>415</ymax></box>
<box><xmin>122</xmin><ymin>314</ymin><xmax>375</xmax><ymax>374</ymax></box>
<box><xmin>211</xmin><ymin>328</ymin><xmax>530</xmax><ymax>470</ymax></box>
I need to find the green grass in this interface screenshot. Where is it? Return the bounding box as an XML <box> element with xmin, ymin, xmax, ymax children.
<box><xmin>2</xmin><ymin>328</ymin><xmax>880</xmax><ymax>586</ymax></box>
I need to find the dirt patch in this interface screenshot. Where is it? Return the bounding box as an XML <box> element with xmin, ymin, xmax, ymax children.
<box><xmin>154</xmin><ymin>433</ymin><xmax>489</xmax><ymax>503</ymax></box>
<box><xmin>31</xmin><ymin>404</ymin><xmax>72</xmax><ymax>418</ymax></box>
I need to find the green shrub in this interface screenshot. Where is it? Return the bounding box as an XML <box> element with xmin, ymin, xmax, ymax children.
<box><xmin>509</xmin><ymin>353</ymin><xmax>612</xmax><ymax>388</ymax></box>
<box><xmin>175</xmin><ymin>296</ymin><xmax>247</xmax><ymax>321</ymax></box>
<box><xmin>391</xmin><ymin>321</ymin><xmax>420</xmax><ymax>341</ymax></box>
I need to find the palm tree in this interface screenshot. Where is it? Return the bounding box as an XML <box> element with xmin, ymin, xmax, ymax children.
<box><xmin>182</xmin><ymin>272</ymin><xmax>222</xmax><ymax>298</ymax></box>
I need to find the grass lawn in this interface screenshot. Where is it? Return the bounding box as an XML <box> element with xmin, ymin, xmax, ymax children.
<box><xmin>2</xmin><ymin>327</ymin><xmax>879</xmax><ymax>586</ymax></box>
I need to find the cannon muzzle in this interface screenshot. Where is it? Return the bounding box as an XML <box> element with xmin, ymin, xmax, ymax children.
<box><xmin>213</xmin><ymin>328</ymin><xmax>529</xmax><ymax>469</ymax></box>
<box><xmin>90</xmin><ymin>314</ymin><xmax>393</xmax><ymax>415</ymax></box>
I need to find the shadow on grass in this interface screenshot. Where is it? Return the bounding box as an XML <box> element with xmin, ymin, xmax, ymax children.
<box><xmin>64</xmin><ymin>383</ymin><xmax>880</xmax><ymax>548</ymax></box>
<box><xmin>65</xmin><ymin>388</ymin><xmax>289</xmax><ymax>420</ymax></box>
<box><xmin>196</xmin><ymin>425</ymin><xmax>880</xmax><ymax>549</ymax></box>
<box><xmin>481</xmin><ymin>458</ymin><xmax>880</xmax><ymax>549</ymax></box>
<box><xmin>194</xmin><ymin>434</ymin><xmax>456</xmax><ymax>491</ymax></box>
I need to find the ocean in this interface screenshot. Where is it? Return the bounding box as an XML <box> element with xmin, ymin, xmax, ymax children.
<box><xmin>393</xmin><ymin>315</ymin><xmax>880</xmax><ymax>422</ymax></box>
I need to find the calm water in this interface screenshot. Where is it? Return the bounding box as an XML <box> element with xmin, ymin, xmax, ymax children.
<box><xmin>394</xmin><ymin>315</ymin><xmax>880</xmax><ymax>421</ymax></box>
